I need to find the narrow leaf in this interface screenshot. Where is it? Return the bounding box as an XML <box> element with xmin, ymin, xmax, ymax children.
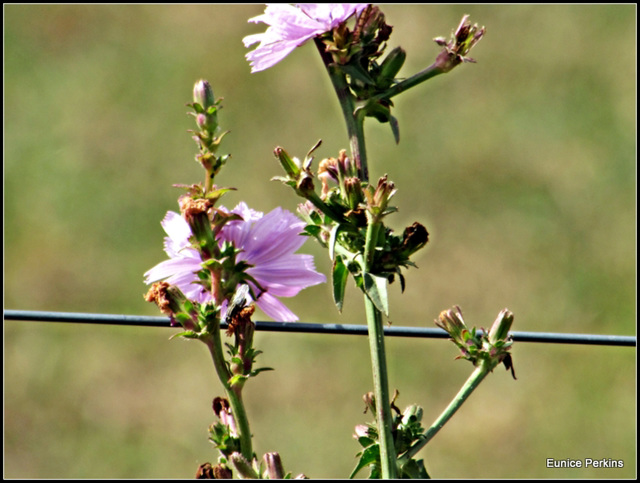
<box><xmin>329</xmin><ymin>224</ymin><xmax>341</xmax><ymax>261</ymax></box>
<box><xmin>390</xmin><ymin>115</ymin><xmax>400</xmax><ymax>144</ymax></box>
<box><xmin>363</xmin><ymin>272</ymin><xmax>389</xmax><ymax>317</ymax></box>
<box><xmin>332</xmin><ymin>257</ymin><xmax>349</xmax><ymax>312</ymax></box>
<box><xmin>349</xmin><ymin>444</ymin><xmax>380</xmax><ymax>479</ymax></box>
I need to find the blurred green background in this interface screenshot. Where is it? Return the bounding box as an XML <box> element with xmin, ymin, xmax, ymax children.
<box><xmin>4</xmin><ymin>4</ymin><xmax>636</xmax><ymax>479</ymax></box>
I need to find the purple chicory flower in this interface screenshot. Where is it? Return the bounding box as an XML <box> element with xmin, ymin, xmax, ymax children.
<box><xmin>144</xmin><ymin>202</ymin><xmax>326</xmax><ymax>322</ymax></box>
<box><xmin>243</xmin><ymin>3</ymin><xmax>369</xmax><ymax>73</ymax></box>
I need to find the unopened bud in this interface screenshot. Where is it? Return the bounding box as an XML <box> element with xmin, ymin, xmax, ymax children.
<box><xmin>434</xmin><ymin>14</ymin><xmax>485</xmax><ymax>71</ymax></box>
<box><xmin>264</xmin><ymin>452</ymin><xmax>285</xmax><ymax>479</ymax></box>
<box><xmin>274</xmin><ymin>147</ymin><xmax>302</xmax><ymax>179</ymax></box>
<box><xmin>379</xmin><ymin>46</ymin><xmax>406</xmax><ymax>88</ymax></box>
<box><xmin>229</xmin><ymin>452</ymin><xmax>259</xmax><ymax>479</ymax></box>
<box><xmin>363</xmin><ymin>391</ymin><xmax>376</xmax><ymax>414</ymax></box>
<box><xmin>366</xmin><ymin>174</ymin><xmax>396</xmax><ymax>218</ymax></box>
<box><xmin>401</xmin><ymin>404</ymin><xmax>423</xmax><ymax>427</ymax></box>
<box><xmin>344</xmin><ymin>177</ymin><xmax>364</xmax><ymax>211</ymax></box>
<box><xmin>436</xmin><ymin>306</ymin><xmax>467</xmax><ymax>338</ymax></box>
<box><xmin>193</xmin><ymin>79</ymin><xmax>215</xmax><ymax>110</ymax></box>
<box><xmin>488</xmin><ymin>308</ymin><xmax>514</xmax><ymax>344</ymax></box>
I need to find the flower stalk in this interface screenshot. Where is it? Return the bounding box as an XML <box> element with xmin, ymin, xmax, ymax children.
<box><xmin>315</xmin><ymin>38</ymin><xmax>369</xmax><ymax>182</ymax></box>
<box><xmin>315</xmin><ymin>31</ymin><xmax>398</xmax><ymax>480</ymax></box>
<box><xmin>398</xmin><ymin>363</ymin><xmax>489</xmax><ymax>466</ymax></box>
<box><xmin>363</xmin><ymin>294</ymin><xmax>398</xmax><ymax>479</ymax></box>
<box><xmin>244</xmin><ymin>6</ymin><xmax>494</xmax><ymax>479</ymax></box>
<box><xmin>202</xmin><ymin>324</ymin><xmax>254</xmax><ymax>462</ymax></box>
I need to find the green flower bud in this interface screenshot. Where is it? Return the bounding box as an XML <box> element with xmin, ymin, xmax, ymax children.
<box><xmin>489</xmin><ymin>308</ymin><xmax>514</xmax><ymax>345</ymax></box>
<box><xmin>436</xmin><ymin>306</ymin><xmax>468</xmax><ymax>343</ymax></box>
<box><xmin>344</xmin><ymin>176</ymin><xmax>364</xmax><ymax>211</ymax></box>
<box><xmin>193</xmin><ymin>79</ymin><xmax>215</xmax><ymax>110</ymax></box>
<box><xmin>401</xmin><ymin>404</ymin><xmax>423</xmax><ymax>427</ymax></box>
<box><xmin>434</xmin><ymin>15</ymin><xmax>485</xmax><ymax>71</ymax></box>
<box><xmin>274</xmin><ymin>146</ymin><xmax>302</xmax><ymax>179</ymax></box>
<box><xmin>378</xmin><ymin>46</ymin><xmax>406</xmax><ymax>88</ymax></box>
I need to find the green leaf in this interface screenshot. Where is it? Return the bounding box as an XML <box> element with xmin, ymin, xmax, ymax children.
<box><xmin>363</xmin><ymin>272</ymin><xmax>389</xmax><ymax>317</ymax></box>
<box><xmin>390</xmin><ymin>114</ymin><xmax>400</xmax><ymax>144</ymax></box>
<box><xmin>332</xmin><ymin>257</ymin><xmax>349</xmax><ymax>312</ymax></box>
<box><xmin>249</xmin><ymin>367</ymin><xmax>274</xmax><ymax>378</ymax></box>
<box><xmin>228</xmin><ymin>374</ymin><xmax>248</xmax><ymax>386</ymax></box>
<box><xmin>341</xmin><ymin>63</ymin><xmax>376</xmax><ymax>86</ymax></box>
<box><xmin>349</xmin><ymin>443</ymin><xmax>380</xmax><ymax>479</ymax></box>
<box><xmin>329</xmin><ymin>224</ymin><xmax>341</xmax><ymax>261</ymax></box>
<box><xmin>400</xmin><ymin>458</ymin><xmax>430</xmax><ymax>479</ymax></box>
<box><xmin>169</xmin><ymin>330</ymin><xmax>199</xmax><ymax>340</ymax></box>
<box><xmin>302</xmin><ymin>225</ymin><xmax>322</xmax><ymax>238</ymax></box>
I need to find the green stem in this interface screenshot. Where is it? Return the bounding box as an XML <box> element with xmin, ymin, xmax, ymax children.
<box><xmin>314</xmin><ymin>38</ymin><xmax>369</xmax><ymax>182</ymax></box>
<box><xmin>370</xmin><ymin>62</ymin><xmax>446</xmax><ymax>105</ymax></box>
<box><xmin>364</xmin><ymin>294</ymin><xmax>398</xmax><ymax>479</ymax></box>
<box><xmin>315</xmin><ymin>36</ymin><xmax>396</xmax><ymax>478</ymax></box>
<box><xmin>202</xmin><ymin>321</ymin><xmax>254</xmax><ymax>462</ymax></box>
<box><xmin>399</xmin><ymin>363</ymin><xmax>490</xmax><ymax>465</ymax></box>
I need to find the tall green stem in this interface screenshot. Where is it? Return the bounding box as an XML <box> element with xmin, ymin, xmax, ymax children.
<box><xmin>314</xmin><ymin>39</ymin><xmax>369</xmax><ymax>182</ymax></box>
<box><xmin>363</xmin><ymin>294</ymin><xmax>397</xmax><ymax>478</ymax></box>
<box><xmin>202</xmin><ymin>321</ymin><xmax>254</xmax><ymax>462</ymax></box>
<box><xmin>315</xmin><ymin>37</ymin><xmax>397</xmax><ymax>478</ymax></box>
<box><xmin>398</xmin><ymin>363</ymin><xmax>490</xmax><ymax>466</ymax></box>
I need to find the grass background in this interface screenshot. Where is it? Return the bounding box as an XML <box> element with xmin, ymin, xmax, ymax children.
<box><xmin>4</xmin><ymin>4</ymin><xmax>636</xmax><ymax>479</ymax></box>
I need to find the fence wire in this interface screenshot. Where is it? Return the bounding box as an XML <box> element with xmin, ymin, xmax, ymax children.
<box><xmin>4</xmin><ymin>310</ymin><xmax>636</xmax><ymax>347</ymax></box>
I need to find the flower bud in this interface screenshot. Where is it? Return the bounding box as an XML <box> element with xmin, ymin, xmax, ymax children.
<box><xmin>488</xmin><ymin>308</ymin><xmax>514</xmax><ymax>345</ymax></box>
<box><xmin>336</xmin><ymin>149</ymin><xmax>353</xmax><ymax>178</ymax></box>
<box><xmin>378</xmin><ymin>46</ymin><xmax>406</xmax><ymax>88</ymax></box>
<box><xmin>365</xmin><ymin>175</ymin><xmax>396</xmax><ymax>219</ymax></box>
<box><xmin>229</xmin><ymin>452</ymin><xmax>258</xmax><ymax>479</ymax></box>
<box><xmin>436</xmin><ymin>306</ymin><xmax>468</xmax><ymax>342</ymax></box>
<box><xmin>434</xmin><ymin>15</ymin><xmax>485</xmax><ymax>71</ymax></box>
<box><xmin>193</xmin><ymin>79</ymin><xmax>215</xmax><ymax>110</ymax></box>
<box><xmin>274</xmin><ymin>146</ymin><xmax>302</xmax><ymax>179</ymax></box>
<box><xmin>354</xmin><ymin>424</ymin><xmax>372</xmax><ymax>439</ymax></box>
<box><xmin>344</xmin><ymin>177</ymin><xmax>364</xmax><ymax>211</ymax></box>
<box><xmin>401</xmin><ymin>404</ymin><xmax>423</xmax><ymax>427</ymax></box>
<box><xmin>213</xmin><ymin>397</ymin><xmax>239</xmax><ymax>437</ymax></box>
<box><xmin>363</xmin><ymin>391</ymin><xmax>376</xmax><ymax>414</ymax></box>
<box><xmin>263</xmin><ymin>452</ymin><xmax>285</xmax><ymax>480</ymax></box>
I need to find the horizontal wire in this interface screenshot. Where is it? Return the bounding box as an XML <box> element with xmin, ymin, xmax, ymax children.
<box><xmin>4</xmin><ymin>310</ymin><xmax>636</xmax><ymax>347</ymax></box>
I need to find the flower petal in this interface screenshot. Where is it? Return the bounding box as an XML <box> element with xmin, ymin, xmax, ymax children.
<box><xmin>243</xmin><ymin>3</ymin><xmax>369</xmax><ymax>72</ymax></box>
<box><xmin>255</xmin><ymin>291</ymin><xmax>299</xmax><ymax>322</ymax></box>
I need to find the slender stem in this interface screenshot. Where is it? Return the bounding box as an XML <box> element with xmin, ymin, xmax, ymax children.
<box><xmin>364</xmin><ymin>295</ymin><xmax>398</xmax><ymax>479</ymax></box>
<box><xmin>314</xmin><ymin>38</ymin><xmax>369</xmax><ymax>182</ymax></box>
<box><xmin>370</xmin><ymin>62</ymin><xmax>446</xmax><ymax>105</ymax></box>
<box><xmin>202</xmin><ymin>322</ymin><xmax>254</xmax><ymax>462</ymax></box>
<box><xmin>315</xmin><ymin>35</ymin><xmax>396</xmax><ymax>478</ymax></box>
<box><xmin>398</xmin><ymin>363</ymin><xmax>490</xmax><ymax>465</ymax></box>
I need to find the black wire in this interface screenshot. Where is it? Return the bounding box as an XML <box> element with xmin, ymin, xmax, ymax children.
<box><xmin>4</xmin><ymin>310</ymin><xmax>636</xmax><ymax>347</ymax></box>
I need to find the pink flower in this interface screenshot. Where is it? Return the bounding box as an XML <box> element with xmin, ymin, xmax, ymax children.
<box><xmin>243</xmin><ymin>3</ymin><xmax>369</xmax><ymax>73</ymax></box>
<box><xmin>144</xmin><ymin>202</ymin><xmax>326</xmax><ymax>322</ymax></box>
